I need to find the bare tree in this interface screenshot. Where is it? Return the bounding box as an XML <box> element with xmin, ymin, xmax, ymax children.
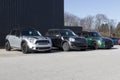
<box><xmin>108</xmin><ymin>19</ymin><xmax>116</xmax><ymax>35</ymax></box>
<box><xmin>99</xmin><ymin>24</ymin><xmax>109</xmax><ymax>36</ymax></box>
<box><xmin>79</xmin><ymin>18</ymin><xmax>86</xmax><ymax>30</ymax></box>
<box><xmin>94</xmin><ymin>14</ymin><xmax>108</xmax><ymax>32</ymax></box>
<box><xmin>79</xmin><ymin>16</ymin><xmax>93</xmax><ymax>31</ymax></box>
<box><xmin>64</xmin><ymin>12</ymin><xmax>116</xmax><ymax>35</ymax></box>
<box><xmin>115</xmin><ymin>22</ymin><xmax>120</xmax><ymax>37</ymax></box>
<box><xmin>84</xmin><ymin>16</ymin><xmax>93</xmax><ymax>31</ymax></box>
<box><xmin>64</xmin><ymin>12</ymin><xmax>80</xmax><ymax>26</ymax></box>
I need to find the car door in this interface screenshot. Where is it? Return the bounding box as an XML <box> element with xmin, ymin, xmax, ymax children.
<box><xmin>13</xmin><ymin>30</ymin><xmax>22</xmax><ymax>48</ymax></box>
<box><xmin>52</xmin><ymin>31</ymin><xmax>62</xmax><ymax>47</ymax></box>
<box><xmin>8</xmin><ymin>30</ymin><xmax>16</xmax><ymax>47</ymax></box>
<box><xmin>46</xmin><ymin>30</ymin><xmax>62</xmax><ymax>47</ymax></box>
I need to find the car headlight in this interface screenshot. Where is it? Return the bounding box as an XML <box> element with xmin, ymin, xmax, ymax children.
<box><xmin>69</xmin><ymin>38</ymin><xmax>75</xmax><ymax>42</ymax></box>
<box><xmin>28</xmin><ymin>38</ymin><xmax>35</xmax><ymax>43</ymax></box>
<box><xmin>88</xmin><ymin>38</ymin><xmax>92</xmax><ymax>40</ymax></box>
<box><xmin>97</xmin><ymin>40</ymin><xmax>102</xmax><ymax>45</ymax></box>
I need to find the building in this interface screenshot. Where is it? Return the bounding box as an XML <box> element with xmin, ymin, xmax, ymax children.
<box><xmin>0</xmin><ymin>0</ymin><xmax>64</xmax><ymax>47</ymax></box>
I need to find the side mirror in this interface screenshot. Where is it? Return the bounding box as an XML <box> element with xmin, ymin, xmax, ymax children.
<box><xmin>55</xmin><ymin>34</ymin><xmax>61</xmax><ymax>38</ymax></box>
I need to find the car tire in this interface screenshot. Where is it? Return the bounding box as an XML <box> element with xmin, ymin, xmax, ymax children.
<box><xmin>5</xmin><ymin>41</ymin><xmax>11</xmax><ymax>51</ymax></box>
<box><xmin>81</xmin><ymin>49</ymin><xmax>86</xmax><ymax>51</ymax></box>
<box><xmin>21</xmin><ymin>42</ymin><xmax>30</xmax><ymax>54</ymax></box>
<box><xmin>105</xmin><ymin>46</ymin><xmax>111</xmax><ymax>49</ymax></box>
<box><xmin>91</xmin><ymin>41</ymin><xmax>98</xmax><ymax>50</ymax></box>
<box><xmin>62</xmin><ymin>42</ymin><xmax>70</xmax><ymax>51</ymax></box>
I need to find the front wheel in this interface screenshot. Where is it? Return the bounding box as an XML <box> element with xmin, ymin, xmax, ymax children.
<box><xmin>5</xmin><ymin>41</ymin><xmax>11</xmax><ymax>51</ymax></box>
<box><xmin>81</xmin><ymin>49</ymin><xmax>86</xmax><ymax>51</ymax></box>
<box><xmin>21</xmin><ymin>43</ymin><xmax>30</xmax><ymax>54</ymax></box>
<box><xmin>62</xmin><ymin>42</ymin><xmax>70</xmax><ymax>51</ymax></box>
<box><xmin>91</xmin><ymin>41</ymin><xmax>98</xmax><ymax>50</ymax></box>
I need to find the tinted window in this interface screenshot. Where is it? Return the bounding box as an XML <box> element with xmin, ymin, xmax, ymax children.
<box><xmin>89</xmin><ymin>32</ymin><xmax>102</xmax><ymax>37</ymax></box>
<box><xmin>21</xmin><ymin>29</ymin><xmax>41</xmax><ymax>36</ymax></box>
<box><xmin>10</xmin><ymin>30</ymin><xmax>16</xmax><ymax>35</ymax></box>
<box><xmin>60</xmin><ymin>30</ymin><xmax>76</xmax><ymax>36</ymax></box>
<box><xmin>53</xmin><ymin>31</ymin><xmax>59</xmax><ymax>36</ymax></box>
<box><xmin>47</xmin><ymin>30</ymin><xmax>60</xmax><ymax>36</ymax></box>
<box><xmin>15</xmin><ymin>30</ymin><xmax>20</xmax><ymax>36</ymax></box>
<box><xmin>46</xmin><ymin>31</ymin><xmax>54</xmax><ymax>36</ymax></box>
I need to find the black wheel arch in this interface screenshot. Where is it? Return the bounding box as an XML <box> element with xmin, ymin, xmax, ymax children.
<box><xmin>5</xmin><ymin>39</ymin><xmax>9</xmax><ymax>43</ymax></box>
<box><xmin>61</xmin><ymin>40</ymin><xmax>70</xmax><ymax>47</ymax></box>
<box><xmin>5</xmin><ymin>39</ymin><xmax>11</xmax><ymax>46</ymax></box>
<box><xmin>21</xmin><ymin>40</ymin><xmax>27</xmax><ymax>46</ymax></box>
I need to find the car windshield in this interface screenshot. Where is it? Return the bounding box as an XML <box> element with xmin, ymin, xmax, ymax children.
<box><xmin>60</xmin><ymin>30</ymin><xmax>76</xmax><ymax>36</ymax></box>
<box><xmin>78</xmin><ymin>32</ymin><xmax>89</xmax><ymax>37</ymax></box>
<box><xmin>21</xmin><ymin>29</ymin><xmax>42</xmax><ymax>36</ymax></box>
<box><xmin>89</xmin><ymin>32</ymin><xmax>102</xmax><ymax>37</ymax></box>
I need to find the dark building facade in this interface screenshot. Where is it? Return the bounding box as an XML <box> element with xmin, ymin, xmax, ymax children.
<box><xmin>0</xmin><ymin>0</ymin><xmax>64</xmax><ymax>47</ymax></box>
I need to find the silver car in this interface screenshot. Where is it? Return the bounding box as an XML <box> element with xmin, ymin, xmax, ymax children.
<box><xmin>5</xmin><ymin>28</ymin><xmax>52</xmax><ymax>53</ymax></box>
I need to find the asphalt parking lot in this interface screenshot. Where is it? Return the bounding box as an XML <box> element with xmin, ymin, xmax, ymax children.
<box><xmin>0</xmin><ymin>45</ymin><xmax>120</xmax><ymax>80</ymax></box>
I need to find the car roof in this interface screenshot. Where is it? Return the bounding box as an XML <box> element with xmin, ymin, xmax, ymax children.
<box><xmin>48</xmin><ymin>29</ymin><xmax>71</xmax><ymax>31</ymax></box>
<box><xmin>79</xmin><ymin>31</ymin><xmax>98</xmax><ymax>33</ymax></box>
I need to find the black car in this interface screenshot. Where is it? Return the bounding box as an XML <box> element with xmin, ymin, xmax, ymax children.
<box><xmin>109</xmin><ymin>37</ymin><xmax>120</xmax><ymax>45</ymax></box>
<box><xmin>46</xmin><ymin>29</ymin><xmax>87</xmax><ymax>51</ymax></box>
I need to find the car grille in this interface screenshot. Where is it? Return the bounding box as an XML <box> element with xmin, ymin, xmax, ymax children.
<box><xmin>35</xmin><ymin>40</ymin><xmax>49</xmax><ymax>45</ymax></box>
<box><xmin>36</xmin><ymin>47</ymin><xmax>50</xmax><ymax>50</ymax></box>
<box><xmin>105</xmin><ymin>40</ymin><xmax>112</xmax><ymax>45</ymax></box>
<box><xmin>71</xmin><ymin>42</ymin><xmax>87</xmax><ymax>47</ymax></box>
<box><xmin>75</xmin><ymin>38</ymin><xmax>86</xmax><ymax>43</ymax></box>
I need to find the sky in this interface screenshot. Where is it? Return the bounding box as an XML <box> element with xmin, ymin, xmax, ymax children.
<box><xmin>64</xmin><ymin>0</ymin><xmax>120</xmax><ymax>22</ymax></box>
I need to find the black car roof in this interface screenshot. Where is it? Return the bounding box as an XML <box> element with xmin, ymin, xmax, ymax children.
<box><xmin>48</xmin><ymin>29</ymin><xmax>71</xmax><ymax>31</ymax></box>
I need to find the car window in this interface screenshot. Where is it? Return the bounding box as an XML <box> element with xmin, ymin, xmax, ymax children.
<box><xmin>60</xmin><ymin>30</ymin><xmax>76</xmax><ymax>36</ymax></box>
<box><xmin>53</xmin><ymin>31</ymin><xmax>59</xmax><ymax>36</ymax></box>
<box><xmin>10</xmin><ymin>30</ymin><xmax>16</xmax><ymax>35</ymax></box>
<box><xmin>47</xmin><ymin>31</ymin><xmax>54</xmax><ymax>36</ymax></box>
<box><xmin>21</xmin><ymin>29</ymin><xmax>41</xmax><ymax>36</ymax></box>
<box><xmin>15</xmin><ymin>30</ymin><xmax>20</xmax><ymax>37</ymax></box>
<box><xmin>82</xmin><ymin>33</ymin><xmax>89</xmax><ymax>37</ymax></box>
<box><xmin>47</xmin><ymin>30</ymin><xmax>60</xmax><ymax>36</ymax></box>
<box><xmin>89</xmin><ymin>32</ymin><xmax>102</xmax><ymax>37</ymax></box>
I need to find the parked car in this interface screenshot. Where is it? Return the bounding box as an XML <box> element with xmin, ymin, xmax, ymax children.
<box><xmin>46</xmin><ymin>29</ymin><xmax>87</xmax><ymax>51</ymax></box>
<box><xmin>77</xmin><ymin>31</ymin><xmax>114</xmax><ymax>49</ymax></box>
<box><xmin>109</xmin><ymin>37</ymin><xmax>120</xmax><ymax>45</ymax></box>
<box><xmin>118</xmin><ymin>39</ymin><xmax>120</xmax><ymax>45</ymax></box>
<box><xmin>5</xmin><ymin>28</ymin><xmax>52</xmax><ymax>53</ymax></box>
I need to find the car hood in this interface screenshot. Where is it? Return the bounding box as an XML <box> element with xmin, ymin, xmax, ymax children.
<box><xmin>22</xmin><ymin>36</ymin><xmax>50</xmax><ymax>40</ymax></box>
<box><xmin>63</xmin><ymin>36</ymin><xmax>86</xmax><ymax>39</ymax></box>
<box><xmin>102</xmin><ymin>37</ymin><xmax>113</xmax><ymax>41</ymax></box>
<box><xmin>88</xmin><ymin>37</ymin><xmax>102</xmax><ymax>40</ymax></box>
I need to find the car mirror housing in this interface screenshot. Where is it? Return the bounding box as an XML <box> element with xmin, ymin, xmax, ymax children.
<box><xmin>55</xmin><ymin>34</ymin><xmax>61</xmax><ymax>37</ymax></box>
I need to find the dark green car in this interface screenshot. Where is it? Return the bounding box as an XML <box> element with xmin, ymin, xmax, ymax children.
<box><xmin>77</xmin><ymin>31</ymin><xmax>114</xmax><ymax>49</ymax></box>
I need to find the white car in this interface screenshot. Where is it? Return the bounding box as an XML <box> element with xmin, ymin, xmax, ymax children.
<box><xmin>5</xmin><ymin>28</ymin><xmax>52</xmax><ymax>53</ymax></box>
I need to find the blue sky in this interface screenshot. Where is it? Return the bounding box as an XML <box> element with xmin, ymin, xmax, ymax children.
<box><xmin>64</xmin><ymin>0</ymin><xmax>120</xmax><ymax>22</ymax></box>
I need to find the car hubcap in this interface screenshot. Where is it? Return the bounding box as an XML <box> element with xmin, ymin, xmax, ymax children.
<box><xmin>63</xmin><ymin>42</ymin><xmax>69</xmax><ymax>51</ymax></box>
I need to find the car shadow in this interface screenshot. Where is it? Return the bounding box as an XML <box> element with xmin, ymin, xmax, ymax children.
<box><xmin>4</xmin><ymin>46</ymin><xmax>119</xmax><ymax>54</ymax></box>
<box><xmin>21</xmin><ymin>47</ymin><xmax>63</xmax><ymax>54</ymax></box>
<box><xmin>98</xmin><ymin>47</ymin><xmax>118</xmax><ymax>50</ymax></box>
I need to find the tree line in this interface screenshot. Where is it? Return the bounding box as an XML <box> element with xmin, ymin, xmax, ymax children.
<box><xmin>64</xmin><ymin>12</ymin><xmax>120</xmax><ymax>37</ymax></box>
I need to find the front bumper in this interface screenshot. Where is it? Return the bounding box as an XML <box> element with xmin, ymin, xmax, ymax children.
<box><xmin>28</xmin><ymin>43</ymin><xmax>52</xmax><ymax>51</ymax></box>
<box><xmin>104</xmin><ymin>43</ymin><xmax>113</xmax><ymax>48</ymax></box>
<box><xmin>97</xmin><ymin>41</ymin><xmax>114</xmax><ymax>49</ymax></box>
<box><xmin>69</xmin><ymin>42</ymin><xmax>87</xmax><ymax>50</ymax></box>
